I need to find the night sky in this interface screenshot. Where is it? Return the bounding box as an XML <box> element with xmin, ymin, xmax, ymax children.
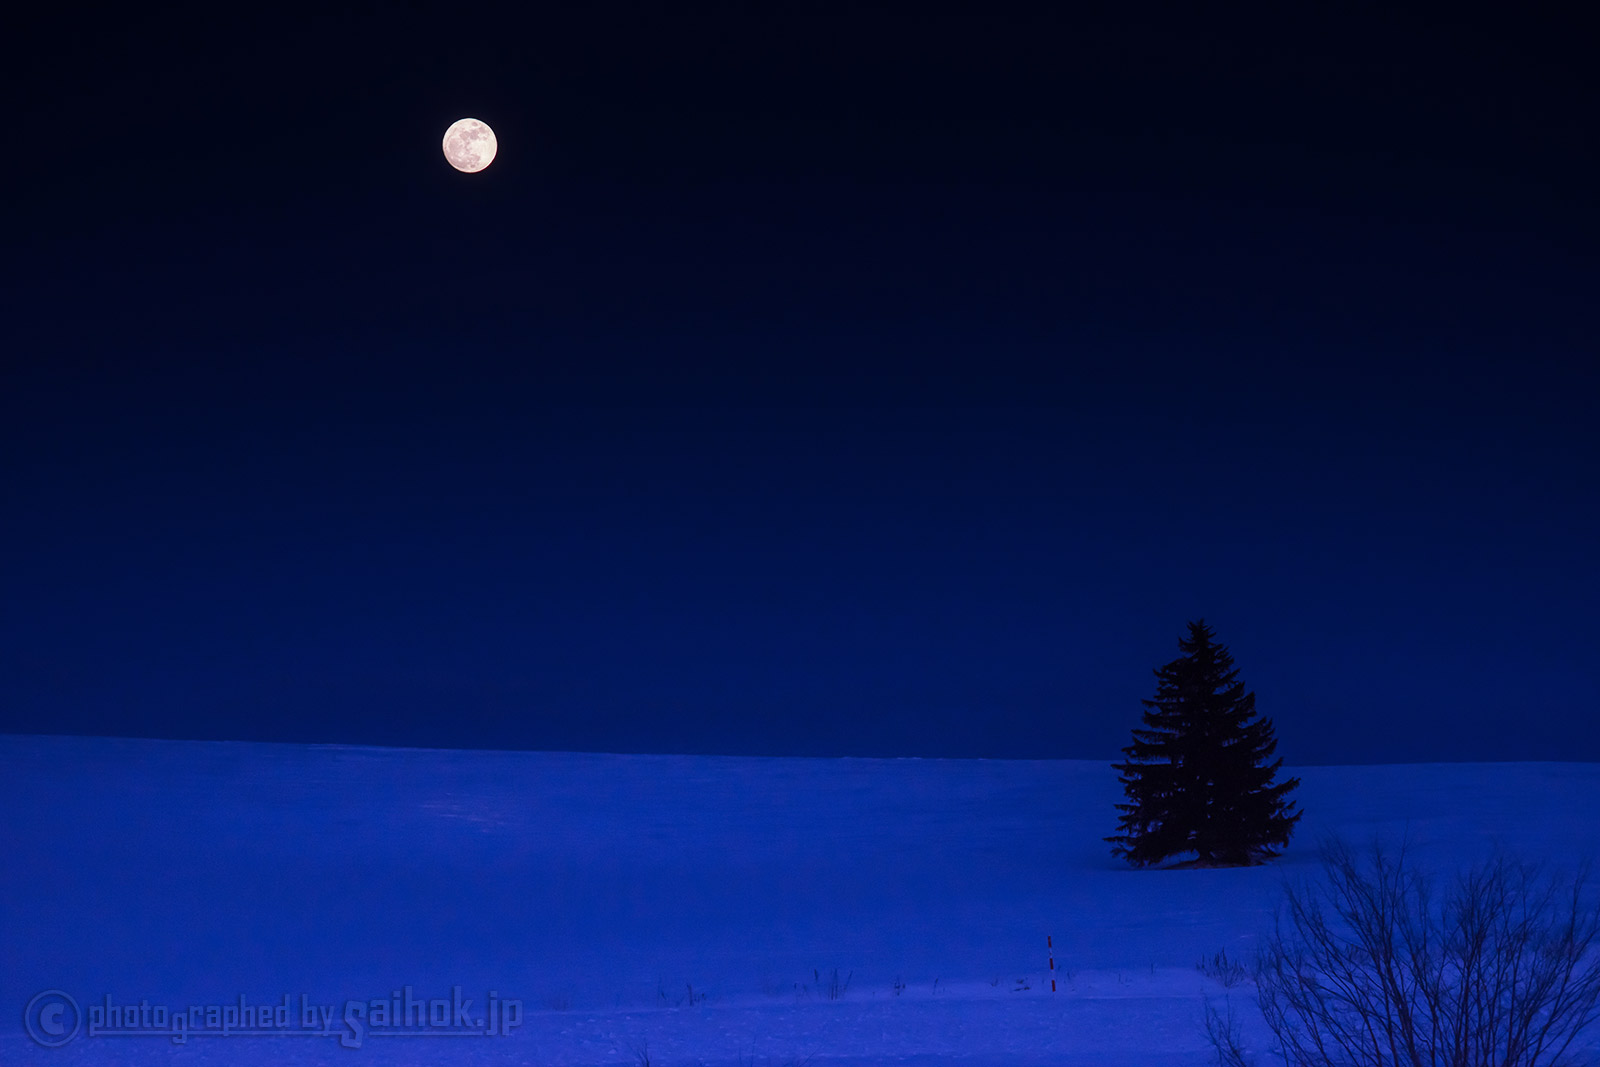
<box><xmin>3</xmin><ymin>5</ymin><xmax>1594</xmax><ymax>763</ymax></box>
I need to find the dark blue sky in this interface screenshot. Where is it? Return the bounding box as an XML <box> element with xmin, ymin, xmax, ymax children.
<box><xmin>3</xmin><ymin>4</ymin><xmax>1594</xmax><ymax>762</ymax></box>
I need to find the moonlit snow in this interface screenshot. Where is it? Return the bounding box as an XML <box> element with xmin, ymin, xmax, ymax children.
<box><xmin>4</xmin><ymin>735</ymin><xmax>1599</xmax><ymax>1065</ymax></box>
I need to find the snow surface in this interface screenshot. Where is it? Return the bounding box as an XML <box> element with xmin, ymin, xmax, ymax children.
<box><xmin>4</xmin><ymin>734</ymin><xmax>1599</xmax><ymax>1065</ymax></box>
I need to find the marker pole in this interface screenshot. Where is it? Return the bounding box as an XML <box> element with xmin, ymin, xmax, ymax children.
<box><xmin>1048</xmin><ymin>935</ymin><xmax>1056</xmax><ymax>992</ymax></box>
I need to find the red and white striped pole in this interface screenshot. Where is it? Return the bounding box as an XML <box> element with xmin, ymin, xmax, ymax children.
<box><xmin>1047</xmin><ymin>935</ymin><xmax>1056</xmax><ymax>992</ymax></box>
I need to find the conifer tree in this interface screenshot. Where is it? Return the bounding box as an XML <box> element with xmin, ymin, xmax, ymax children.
<box><xmin>1107</xmin><ymin>619</ymin><xmax>1301</xmax><ymax>867</ymax></box>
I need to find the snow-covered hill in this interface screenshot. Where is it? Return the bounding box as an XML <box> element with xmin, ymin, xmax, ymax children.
<box><xmin>4</xmin><ymin>734</ymin><xmax>1598</xmax><ymax>1065</ymax></box>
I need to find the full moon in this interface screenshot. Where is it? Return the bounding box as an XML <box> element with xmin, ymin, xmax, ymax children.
<box><xmin>442</xmin><ymin>118</ymin><xmax>497</xmax><ymax>173</ymax></box>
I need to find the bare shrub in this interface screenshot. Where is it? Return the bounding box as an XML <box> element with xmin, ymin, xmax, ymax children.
<box><xmin>814</xmin><ymin>967</ymin><xmax>851</xmax><ymax>1000</ymax></box>
<box><xmin>1212</xmin><ymin>838</ymin><xmax>1600</xmax><ymax>1067</ymax></box>
<box><xmin>1199</xmin><ymin>947</ymin><xmax>1250</xmax><ymax>988</ymax></box>
<box><xmin>1206</xmin><ymin>996</ymin><xmax>1253</xmax><ymax>1065</ymax></box>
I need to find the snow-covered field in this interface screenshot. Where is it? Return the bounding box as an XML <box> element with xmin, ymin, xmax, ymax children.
<box><xmin>4</xmin><ymin>734</ymin><xmax>1598</xmax><ymax>1065</ymax></box>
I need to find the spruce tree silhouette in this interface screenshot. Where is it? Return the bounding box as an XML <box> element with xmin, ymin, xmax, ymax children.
<box><xmin>1108</xmin><ymin>620</ymin><xmax>1301</xmax><ymax>867</ymax></box>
